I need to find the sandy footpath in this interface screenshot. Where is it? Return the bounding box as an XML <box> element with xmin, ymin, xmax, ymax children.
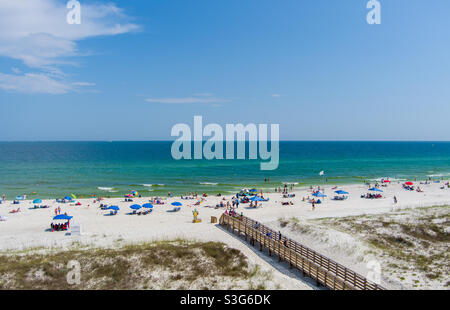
<box><xmin>0</xmin><ymin>180</ymin><xmax>448</xmax><ymax>289</ymax></box>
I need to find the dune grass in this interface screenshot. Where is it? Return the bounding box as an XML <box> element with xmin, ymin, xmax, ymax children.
<box><xmin>0</xmin><ymin>239</ymin><xmax>255</xmax><ymax>290</ymax></box>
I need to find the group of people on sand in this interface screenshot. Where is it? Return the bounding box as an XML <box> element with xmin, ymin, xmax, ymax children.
<box><xmin>180</xmin><ymin>192</ymin><xmax>199</xmax><ymax>199</ymax></box>
<box><xmin>50</xmin><ymin>222</ymin><xmax>69</xmax><ymax>232</ymax></box>
<box><xmin>274</xmin><ymin>184</ymin><xmax>294</xmax><ymax>194</ymax></box>
<box><xmin>216</xmin><ymin>201</ymin><xmax>231</xmax><ymax>208</ymax></box>
<box><xmin>362</xmin><ymin>193</ymin><xmax>382</xmax><ymax>199</ymax></box>
<box><xmin>149</xmin><ymin>197</ymin><xmax>165</xmax><ymax>204</ymax></box>
<box><xmin>131</xmin><ymin>209</ymin><xmax>151</xmax><ymax>216</ymax></box>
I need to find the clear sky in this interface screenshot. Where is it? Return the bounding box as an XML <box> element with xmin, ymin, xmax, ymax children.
<box><xmin>0</xmin><ymin>0</ymin><xmax>449</xmax><ymax>141</ymax></box>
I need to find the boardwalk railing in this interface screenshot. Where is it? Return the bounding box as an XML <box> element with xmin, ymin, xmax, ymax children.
<box><xmin>219</xmin><ymin>212</ymin><xmax>385</xmax><ymax>290</ymax></box>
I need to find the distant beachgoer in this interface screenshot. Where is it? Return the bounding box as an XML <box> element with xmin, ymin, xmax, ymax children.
<box><xmin>312</xmin><ymin>201</ymin><xmax>315</xmax><ymax>211</ymax></box>
<box><xmin>393</xmin><ymin>196</ymin><xmax>397</xmax><ymax>204</ymax></box>
<box><xmin>2</xmin><ymin>194</ymin><xmax>4</xmax><ymax>201</ymax></box>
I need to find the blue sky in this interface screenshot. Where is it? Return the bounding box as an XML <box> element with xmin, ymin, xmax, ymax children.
<box><xmin>0</xmin><ymin>0</ymin><xmax>449</xmax><ymax>141</ymax></box>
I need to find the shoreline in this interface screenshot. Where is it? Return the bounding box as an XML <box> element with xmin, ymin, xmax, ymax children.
<box><xmin>2</xmin><ymin>177</ymin><xmax>448</xmax><ymax>202</ymax></box>
<box><xmin>1</xmin><ymin>180</ymin><xmax>449</xmax><ymax>289</ymax></box>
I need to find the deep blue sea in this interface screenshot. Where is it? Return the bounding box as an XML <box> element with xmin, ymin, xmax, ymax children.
<box><xmin>0</xmin><ymin>141</ymin><xmax>449</xmax><ymax>199</ymax></box>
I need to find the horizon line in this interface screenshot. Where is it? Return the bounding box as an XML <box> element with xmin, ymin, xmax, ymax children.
<box><xmin>0</xmin><ymin>140</ymin><xmax>449</xmax><ymax>143</ymax></box>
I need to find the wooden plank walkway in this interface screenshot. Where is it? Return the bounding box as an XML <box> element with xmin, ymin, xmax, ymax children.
<box><xmin>219</xmin><ymin>212</ymin><xmax>385</xmax><ymax>290</ymax></box>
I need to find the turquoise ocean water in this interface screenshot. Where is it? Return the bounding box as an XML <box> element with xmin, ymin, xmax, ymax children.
<box><xmin>0</xmin><ymin>141</ymin><xmax>449</xmax><ymax>199</ymax></box>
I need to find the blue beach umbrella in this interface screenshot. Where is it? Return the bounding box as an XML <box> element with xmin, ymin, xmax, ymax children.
<box><xmin>64</xmin><ymin>196</ymin><xmax>72</xmax><ymax>201</ymax></box>
<box><xmin>130</xmin><ymin>204</ymin><xmax>142</xmax><ymax>210</ymax></box>
<box><xmin>249</xmin><ymin>196</ymin><xmax>265</xmax><ymax>202</ymax></box>
<box><xmin>142</xmin><ymin>203</ymin><xmax>153</xmax><ymax>209</ymax></box>
<box><xmin>335</xmin><ymin>190</ymin><xmax>349</xmax><ymax>195</ymax></box>
<box><xmin>108</xmin><ymin>206</ymin><xmax>120</xmax><ymax>211</ymax></box>
<box><xmin>249</xmin><ymin>189</ymin><xmax>257</xmax><ymax>192</ymax></box>
<box><xmin>171</xmin><ymin>202</ymin><xmax>182</xmax><ymax>206</ymax></box>
<box><xmin>313</xmin><ymin>192</ymin><xmax>327</xmax><ymax>198</ymax></box>
<box><xmin>15</xmin><ymin>196</ymin><xmax>24</xmax><ymax>200</ymax></box>
<box><xmin>53</xmin><ymin>214</ymin><xmax>73</xmax><ymax>220</ymax></box>
<box><xmin>369</xmin><ymin>188</ymin><xmax>383</xmax><ymax>192</ymax></box>
<box><xmin>33</xmin><ymin>199</ymin><xmax>42</xmax><ymax>204</ymax></box>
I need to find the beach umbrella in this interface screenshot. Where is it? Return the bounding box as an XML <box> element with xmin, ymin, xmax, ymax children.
<box><xmin>15</xmin><ymin>196</ymin><xmax>24</xmax><ymax>200</ymax></box>
<box><xmin>142</xmin><ymin>203</ymin><xmax>153</xmax><ymax>209</ymax></box>
<box><xmin>249</xmin><ymin>196</ymin><xmax>265</xmax><ymax>202</ymax></box>
<box><xmin>312</xmin><ymin>192</ymin><xmax>327</xmax><ymax>198</ymax></box>
<box><xmin>33</xmin><ymin>199</ymin><xmax>42</xmax><ymax>204</ymax></box>
<box><xmin>382</xmin><ymin>180</ymin><xmax>391</xmax><ymax>183</ymax></box>
<box><xmin>405</xmin><ymin>181</ymin><xmax>413</xmax><ymax>186</ymax></box>
<box><xmin>369</xmin><ymin>187</ymin><xmax>383</xmax><ymax>192</ymax></box>
<box><xmin>125</xmin><ymin>194</ymin><xmax>134</xmax><ymax>198</ymax></box>
<box><xmin>249</xmin><ymin>189</ymin><xmax>257</xmax><ymax>192</ymax></box>
<box><xmin>71</xmin><ymin>194</ymin><xmax>77</xmax><ymax>199</ymax></box>
<box><xmin>171</xmin><ymin>202</ymin><xmax>182</xmax><ymax>206</ymax></box>
<box><xmin>334</xmin><ymin>190</ymin><xmax>349</xmax><ymax>195</ymax></box>
<box><xmin>64</xmin><ymin>196</ymin><xmax>72</xmax><ymax>201</ymax></box>
<box><xmin>108</xmin><ymin>206</ymin><xmax>120</xmax><ymax>211</ymax></box>
<box><xmin>53</xmin><ymin>214</ymin><xmax>73</xmax><ymax>220</ymax></box>
<box><xmin>130</xmin><ymin>204</ymin><xmax>142</xmax><ymax>210</ymax></box>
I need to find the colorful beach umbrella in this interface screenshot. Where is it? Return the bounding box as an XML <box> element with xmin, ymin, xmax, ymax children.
<box><xmin>369</xmin><ymin>188</ymin><xmax>383</xmax><ymax>192</ymax></box>
<box><xmin>71</xmin><ymin>194</ymin><xmax>77</xmax><ymax>199</ymax></box>
<box><xmin>108</xmin><ymin>206</ymin><xmax>120</xmax><ymax>211</ymax></box>
<box><xmin>171</xmin><ymin>202</ymin><xmax>182</xmax><ymax>206</ymax></box>
<box><xmin>53</xmin><ymin>214</ymin><xmax>73</xmax><ymax>220</ymax></box>
<box><xmin>405</xmin><ymin>181</ymin><xmax>413</xmax><ymax>186</ymax></box>
<box><xmin>33</xmin><ymin>199</ymin><xmax>42</xmax><ymax>204</ymax></box>
<box><xmin>130</xmin><ymin>204</ymin><xmax>142</xmax><ymax>210</ymax></box>
<box><xmin>142</xmin><ymin>203</ymin><xmax>153</xmax><ymax>209</ymax></box>
<box><xmin>312</xmin><ymin>192</ymin><xmax>327</xmax><ymax>197</ymax></box>
<box><xmin>334</xmin><ymin>190</ymin><xmax>349</xmax><ymax>195</ymax></box>
<box><xmin>382</xmin><ymin>180</ymin><xmax>391</xmax><ymax>183</ymax></box>
<box><xmin>64</xmin><ymin>196</ymin><xmax>72</xmax><ymax>201</ymax></box>
<box><xmin>249</xmin><ymin>196</ymin><xmax>265</xmax><ymax>201</ymax></box>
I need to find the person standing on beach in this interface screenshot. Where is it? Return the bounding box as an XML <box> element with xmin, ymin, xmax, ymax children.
<box><xmin>394</xmin><ymin>196</ymin><xmax>397</xmax><ymax>204</ymax></box>
<box><xmin>312</xmin><ymin>201</ymin><xmax>315</xmax><ymax>211</ymax></box>
<box><xmin>1</xmin><ymin>194</ymin><xmax>4</xmax><ymax>201</ymax></box>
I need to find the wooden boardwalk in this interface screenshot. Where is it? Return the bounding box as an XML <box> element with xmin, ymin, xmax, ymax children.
<box><xmin>219</xmin><ymin>212</ymin><xmax>385</xmax><ymax>290</ymax></box>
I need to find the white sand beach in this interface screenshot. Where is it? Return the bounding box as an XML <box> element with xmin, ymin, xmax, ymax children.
<box><xmin>0</xmin><ymin>181</ymin><xmax>449</xmax><ymax>289</ymax></box>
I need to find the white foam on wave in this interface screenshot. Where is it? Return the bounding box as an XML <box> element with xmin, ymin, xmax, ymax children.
<box><xmin>200</xmin><ymin>182</ymin><xmax>218</xmax><ymax>186</ymax></box>
<box><xmin>97</xmin><ymin>187</ymin><xmax>118</xmax><ymax>193</ymax></box>
<box><xmin>140</xmin><ymin>184</ymin><xmax>153</xmax><ymax>187</ymax></box>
